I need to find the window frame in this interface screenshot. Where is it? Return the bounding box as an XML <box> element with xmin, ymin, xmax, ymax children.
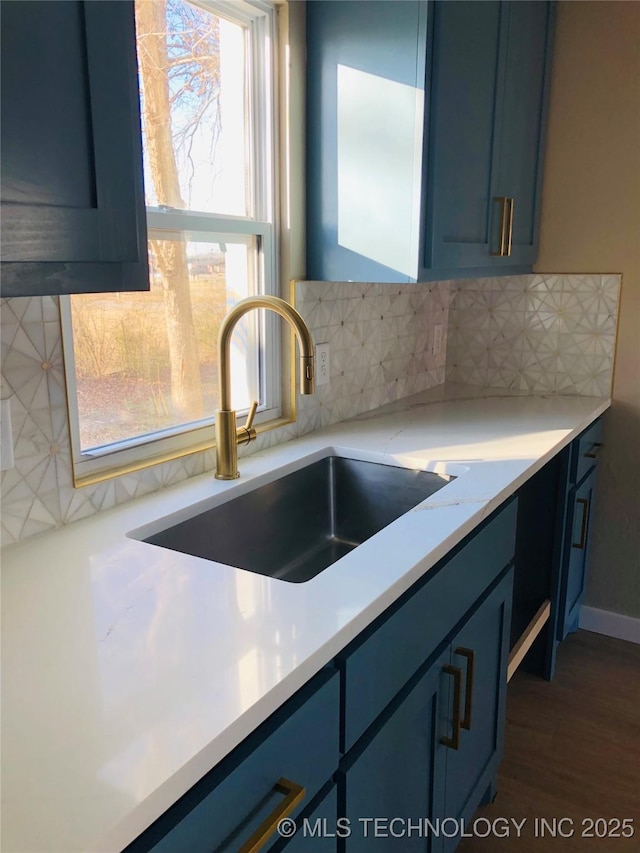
<box><xmin>61</xmin><ymin>0</ymin><xmax>283</xmax><ymax>487</ymax></box>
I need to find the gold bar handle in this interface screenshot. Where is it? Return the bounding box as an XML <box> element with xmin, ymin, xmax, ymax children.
<box><xmin>505</xmin><ymin>197</ymin><xmax>514</xmax><ymax>257</ymax></box>
<box><xmin>455</xmin><ymin>647</ymin><xmax>475</xmax><ymax>730</ymax></box>
<box><xmin>571</xmin><ymin>497</ymin><xmax>590</xmax><ymax>550</ymax></box>
<box><xmin>585</xmin><ymin>442</ymin><xmax>603</xmax><ymax>460</ymax></box>
<box><xmin>239</xmin><ymin>777</ymin><xmax>306</xmax><ymax>853</ymax></box>
<box><xmin>440</xmin><ymin>665</ymin><xmax>462</xmax><ymax>750</ymax></box>
<box><xmin>491</xmin><ymin>197</ymin><xmax>510</xmax><ymax>256</ymax></box>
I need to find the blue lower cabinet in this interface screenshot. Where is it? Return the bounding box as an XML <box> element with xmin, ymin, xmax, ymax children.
<box><xmin>125</xmin><ymin>503</ymin><xmax>520</xmax><ymax>853</ymax></box>
<box><xmin>337</xmin><ymin>570</ymin><xmax>513</xmax><ymax>853</ymax></box>
<box><xmin>337</xmin><ymin>500</ymin><xmax>517</xmax><ymax>753</ymax></box>
<box><xmin>119</xmin><ymin>422</ymin><xmax>608</xmax><ymax>853</ymax></box>
<box><xmin>124</xmin><ymin>669</ymin><xmax>339</xmax><ymax>853</ymax></box>
<box><xmin>272</xmin><ymin>784</ymin><xmax>339</xmax><ymax>852</ymax></box>
<box><xmin>555</xmin><ymin>418</ymin><xmax>602</xmax><ymax>641</ymax></box>
<box><xmin>570</xmin><ymin>417</ymin><xmax>603</xmax><ymax>485</ymax></box>
<box><xmin>441</xmin><ymin>573</ymin><xmax>513</xmax><ymax>853</ymax></box>
<box><xmin>338</xmin><ymin>649</ymin><xmax>449</xmax><ymax>852</ymax></box>
<box><xmin>559</xmin><ymin>467</ymin><xmax>598</xmax><ymax>639</ymax></box>
<box><xmin>507</xmin><ymin>416</ymin><xmax>603</xmax><ymax>677</ymax></box>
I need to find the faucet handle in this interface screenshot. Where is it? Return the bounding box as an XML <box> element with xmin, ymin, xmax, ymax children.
<box><xmin>236</xmin><ymin>401</ymin><xmax>258</xmax><ymax>447</ymax></box>
<box><xmin>245</xmin><ymin>401</ymin><xmax>258</xmax><ymax>431</ymax></box>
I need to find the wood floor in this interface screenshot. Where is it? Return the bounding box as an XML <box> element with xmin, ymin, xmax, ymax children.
<box><xmin>457</xmin><ymin>630</ymin><xmax>640</xmax><ymax>852</ymax></box>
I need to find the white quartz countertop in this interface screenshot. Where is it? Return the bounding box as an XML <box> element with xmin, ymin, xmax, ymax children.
<box><xmin>1</xmin><ymin>384</ymin><xmax>609</xmax><ymax>853</ymax></box>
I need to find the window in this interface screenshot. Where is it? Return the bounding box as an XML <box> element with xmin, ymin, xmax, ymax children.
<box><xmin>61</xmin><ymin>0</ymin><xmax>280</xmax><ymax>484</ymax></box>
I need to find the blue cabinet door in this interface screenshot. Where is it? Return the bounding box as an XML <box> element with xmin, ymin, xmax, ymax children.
<box><xmin>424</xmin><ymin>0</ymin><xmax>553</xmax><ymax>277</ymax></box>
<box><xmin>1</xmin><ymin>1</ymin><xmax>148</xmax><ymax>295</ymax></box>
<box><xmin>442</xmin><ymin>572</ymin><xmax>513</xmax><ymax>852</ymax></box>
<box><xmin>306</xmin><ymin>0</ymin><xmax>428</xmax><ymax>283</ymax></box>
<box><xmin>338</xmin><ymin>571</ymin><xmax>513</xmax><ymax>853</ymax></box>
<box><xmin>339</xmin><ymin>649</ymin><xmax>449</xmax><ymax>852</ymax></box>
<box><xmin>559</xmin><ymin>467</ymin><xmax>598</xmax><ymax>639</ymax></box>
<box><xmin>493</xmin><ymin>1</ymin><xmax>554</xmax><ymax>268</ymax></box>
<box><xmin>306</xmin><ymin>1</ymin><xmax>554</xmax><ymax>282</ymax></box>
<box><xmin>425</xmin><ymin>1</ymin><xmax>504</xmax><ymax>270</ymax></box>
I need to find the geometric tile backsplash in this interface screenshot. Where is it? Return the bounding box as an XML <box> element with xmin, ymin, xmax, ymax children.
<box><xmin>447</xmin><ymin>273</ymin><xmax>621</xmax><ymax>396</ymax></box>
<box><xmin>0</xmin><ymin>279</ymin><xmax>450</xmax><ymax>546</ymax></box>
<box><xmin>293</xmin><ymin>279</ymin><xmax>450</xmax><ymax>433</ymax></box>
<box><xmin>0</xmin><ymin>273</ymin><xmax>620</xmax><ymax>547</ymax></box>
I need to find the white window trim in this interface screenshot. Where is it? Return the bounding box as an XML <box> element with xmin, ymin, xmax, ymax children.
<box><xmin>61</xmin><ymin>0</ymin><xmax>282</xmax><ymax>487</ymax></box>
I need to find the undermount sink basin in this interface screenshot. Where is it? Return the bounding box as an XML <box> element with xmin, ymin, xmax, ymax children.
<box><xmin>139</xmin><ymin>456</ymin><xmax>454</xmax><ymax>583</ymax></box>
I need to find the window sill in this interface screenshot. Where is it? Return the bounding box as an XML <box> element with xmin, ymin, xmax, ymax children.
<box><xmin>72</xmin><ymin>411</ymin><xmax>298</xmax><ymax>489</ymax></box>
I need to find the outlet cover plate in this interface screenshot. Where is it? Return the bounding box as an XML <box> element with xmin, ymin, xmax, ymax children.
<box><xmin>315</xmin><ymin>343</ymin><xmax>330</xmax><ymax>386</ymax></box>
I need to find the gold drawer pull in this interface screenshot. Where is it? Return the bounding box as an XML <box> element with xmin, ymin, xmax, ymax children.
<box><xmin>440</xmin><ymin>665</ymin><xmax>462</xmax><ymax>750</ymax></box>
<box><xmin>571</xmin><ymin>497</ymin><xmax>590</xmax><ymax>550</ymax></box>
<box><xmin>585</xmin><ymin>442</ymin><xmax>603</xmax><ymax>459</ymax></box>
<box><xmin>455</xmin><ymin>647</ymin><xmax>475</xmax><ymax>730</ymax></box>
<box><xmin>239</xmin><ymin>777</ymin><xmax>306</xmax><ymax>853</ymax></box>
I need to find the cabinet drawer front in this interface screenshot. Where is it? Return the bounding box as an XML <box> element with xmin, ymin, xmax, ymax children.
<box><xmin>272</xmin><ymin>784</ymin><xmax>338</xmax><ymax>852</ymax></box>
<box><xmin>131</xmin><ymin>670</ymin><xmax>339</xmax><ymax>853</ymax></box>
<box><xmin>338</xmin><ymin>500</ymin><xmax>517</xmax><ymax>752</ymax></box>
<box><xmin>571</xmin><ymin>417</ymin><xmax>603</xmax><ymax>484</ymax></box>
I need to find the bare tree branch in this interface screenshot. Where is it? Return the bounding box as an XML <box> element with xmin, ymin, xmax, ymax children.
<box><xmin>135</xmin><ymin>0</ymin><xmax>224</xmax><ymax>418</ymax></box>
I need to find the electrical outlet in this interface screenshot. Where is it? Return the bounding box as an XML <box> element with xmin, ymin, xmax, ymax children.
<box><xmin>1</xmin><ymin>398</ymin><xmax>14</xmax><ymax>471</ymax></box>
<box><xmin>432</xmin><ymin>323</ymin><xmax>444</xmax><ymax>358</ymax></box>
<box><xmin>315</xmin><ymin>343</ymin><xmax>330</xmax><ymax>386</ymax></box>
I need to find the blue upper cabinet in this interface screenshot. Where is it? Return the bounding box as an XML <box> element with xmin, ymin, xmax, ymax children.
<box><xmin>306</xmin><ymin>1</ymin><xmax>554</xmax><ymax>283</ymax></box>
<box><xmin>493</xmin><ymin>1</ymin><xmax>554</xmax><ymax>268</ymax></box>
<box><xmin>425</xmin><ymin>1</ymin><xmax>503</xmax><ymax>272</ymax></box>
<box><xmin>0</xmin><ymin>1</ymin><xmax>148</xmax><ymax>296</ymax></box>
<box><xmin>423</xmin><ymin>0</ymin><xmax>555</xmax><ymax>275</ymax></box>
<box><xmin>306</xmin><ymin>0</ymin><xmax>429</xmax><ymax>283</ymax></box>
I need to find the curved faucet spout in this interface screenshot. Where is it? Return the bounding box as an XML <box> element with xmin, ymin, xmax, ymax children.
<box><xmin>215</xmin><ymin>295</ymin><xmax>315</xmax><ymax>479</ymax></box>
<box><xmin>217</xmin><ymin>296</ymin><xmax>314</xmax><ymax>410</ymax></box>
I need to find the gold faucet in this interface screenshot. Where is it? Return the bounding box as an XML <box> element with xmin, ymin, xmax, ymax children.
<box><xmin>215</xmin><ymin>295</ymin><xmax>315</xmax><ymax>479</ymax></box>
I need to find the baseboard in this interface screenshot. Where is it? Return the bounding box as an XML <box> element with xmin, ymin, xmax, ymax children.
<box><xmin>580</xmin><ymin>606</ymin><xmax>640</xmax><ymax>644</ymax></box>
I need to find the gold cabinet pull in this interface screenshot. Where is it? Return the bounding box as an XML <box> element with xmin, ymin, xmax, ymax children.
<box><xmin>571</xmin><ymin>497</ymin><xmax>590</xmax><ymax>550</ymax></box>
<box><xmin>585</xmin><ymin>442</ymin><xmax>603</xmax><ymax>459</ymax></box>
<box><xmin>455</xmin><ymin>647</ymin><xmax>475</xmax><ymax>730</ymax></box>
<box><xmin>238</xmin><ymin>777</ymin><xmax>306</xmax><ymax>853</ymax></box>
<box><xmin>491</xmin><ymin>197</ymin><xmax>515</xmax><ymax>257</ymax></box>
<box><xmin>491</xmin><ymin>197</ymin><xmax>510</xmax><ymax>256</ymax></box>
<box><xmin>505</xmin><ymin>197</ymin><xmax>514</xmax><ymax>257</ymax></box>
<box><xmin>440</xmin><ymin>665</ymin><xmax>462</xmax><ymax>750</ymax></box>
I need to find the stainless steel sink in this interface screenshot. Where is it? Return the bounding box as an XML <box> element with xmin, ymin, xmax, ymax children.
<box><xmin>141</xmin><ymin>456</ymin><xmax>453</xmax><ymax>583</ymax></box>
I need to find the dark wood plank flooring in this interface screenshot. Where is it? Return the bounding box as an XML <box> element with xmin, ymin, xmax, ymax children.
<box><xmin>457</xmin><ymin>630</ymin><xmax>640</xmax><ymax>851</ymax></box>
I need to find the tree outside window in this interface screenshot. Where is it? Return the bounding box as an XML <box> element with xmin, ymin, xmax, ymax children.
<box><xmin>64</xmin><ymin>0</ymin><xmax>276</xmax><ymax>466</ymax></box>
